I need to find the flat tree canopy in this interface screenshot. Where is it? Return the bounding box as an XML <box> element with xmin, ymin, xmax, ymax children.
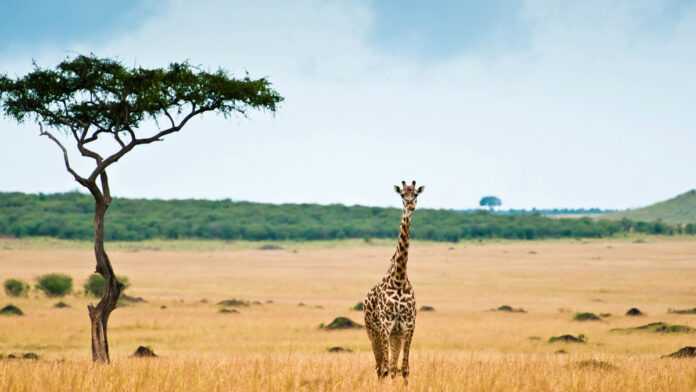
<box><xmin>0</xmin><ymin>55</ymin><xmax>281</xmax><ymax>190</ymax></box>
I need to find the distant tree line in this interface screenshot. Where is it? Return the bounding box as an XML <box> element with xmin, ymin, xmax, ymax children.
<box><xmin>500</xmin><ymin>208</ymin><xmax>614</xmax><ymax>216</ymax></box>
<box><xmin>0</xmin><ymin>192</ymin><xmax>692</xmax><ymax>242</ymax></box>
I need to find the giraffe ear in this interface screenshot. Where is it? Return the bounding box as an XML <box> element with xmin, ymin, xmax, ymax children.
<box><xmin>416</xmin><ymin>185</ymin><xmax>425</xmax><ymax>194</ymax></box>
<box><xmin>394</xmin><ymin>185</ymin><xmax>402</xmax><ymax>194</ymax></box>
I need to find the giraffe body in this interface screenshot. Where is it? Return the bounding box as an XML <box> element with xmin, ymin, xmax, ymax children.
<box><xmin>364</xmin><ymin>181</ymin><xmax>424</xmax><ymax>383</ymax></box>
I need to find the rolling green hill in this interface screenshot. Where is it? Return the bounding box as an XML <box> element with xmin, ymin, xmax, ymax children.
<box><xmin>0</xmin><ymin>192</ymin><xmax>690</xmax><ymax>242</ymax></box>
<box><xmin>605</xmin><ymin>190</ymin><xmax>696</xmax><ymax>224</ymax></box>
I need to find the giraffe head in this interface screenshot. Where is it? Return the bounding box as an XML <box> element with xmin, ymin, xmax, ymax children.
<box><xmin>394</xmin><ymin>180</ymin><xmax>425</xmax><ymax>213</ymax></box>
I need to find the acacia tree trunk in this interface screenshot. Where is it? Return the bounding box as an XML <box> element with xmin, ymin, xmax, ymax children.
<box><xmin>87</xmin><ymin>199</ymin><xmax>122</xmax><ymax>363</ymax></box>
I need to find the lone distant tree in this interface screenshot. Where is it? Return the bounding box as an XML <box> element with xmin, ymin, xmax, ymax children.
<box><xmin>0</xmin><ymin>55</ymin><xmax>282</xmax><ymax>363</ymax></box>
<box><xmin>479</xmin><ymin>196</ymin><xmax>502</xmax><ymax>211</ymax></box>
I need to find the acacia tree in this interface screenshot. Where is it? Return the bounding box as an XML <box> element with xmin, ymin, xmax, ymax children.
<box><xmin>0</xmin><ymin>55</ymin><xmax>282</xmax><ymax>363</ymax></box>
<box><xmin>479</xmin><ymin>196</ymin><xmax>502</xmax><ymax>211</ymax></box>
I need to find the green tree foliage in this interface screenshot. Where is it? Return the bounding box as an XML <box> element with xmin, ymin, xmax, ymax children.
<box><xmin>0</xmin><ymin>55</ymin><xmax>281</xmax><ymax>130</ymax></box>
<box><xmin>479</xmin><ymin>196</ymin><xmax>502</xmax><ymax>211</ymax></box>
<box><xmin>4</xmin><ymin>278</ymin><xmax>30</xmax><ymax>297</ymax></box>
<box><xmin>84</xmin><ymin>274</ymin><xmax>130</xmax><ymax>297</ymax></box>
<box><xmin>0</xmin><ymin>192</ymin><xmax>686</xmax><ymax>242</ymax></box>
<box><xmin>35</xmin><ymin>273</ymin><xmax>73</xmax><ymax>297</ymax></box>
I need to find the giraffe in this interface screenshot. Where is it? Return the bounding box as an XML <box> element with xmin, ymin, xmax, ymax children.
<box><xmin>363</xmin><ymin>180</ymin><xmax>424</xmax><ymax>383</ymax></box>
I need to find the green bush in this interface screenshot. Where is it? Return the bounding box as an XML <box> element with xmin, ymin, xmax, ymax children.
<box><xmin>35</xmin><ymin>273</ymin><xmax>73</xmax><ymax>297</ymax></box>
<box><xmin>3</xmin><ymin>278</ymin><xmax>30</xmax><ymax>297</ymax></box>
<box><xmin>84</xmin><ymin>274</ymin><xmax>130</xmax><ymax>297</ymax></box>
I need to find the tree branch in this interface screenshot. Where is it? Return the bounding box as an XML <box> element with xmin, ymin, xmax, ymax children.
<box><xmin>82</xmin><ymin>128</ymin><xmax>110</xmax><ymax>144</ymax></box>
<box><xmin>71</xmin><ymin>127</ymin><xmax>104</xmax><ymax>164</ymax></box>
<box><xmin>39</xmin><ymin>124</ymin><xmax>93</xmax><ymax>190</ymax></box>
<box><xmin>162</xmin><ymin>107</ymin><xmax>176</xmax><ymax>129</ymax></box>
<box><xmin>87</xmin><ymin>144</ymin><xmax>133</xmax><ymax>183</ymax></box>
<box><xmin>112</xmin><ymin>132</ymin><xmax>125</xmax><ymax>148</ymax></box>
<box><xmin>134</xmin><ymin>106</ymin><xmax>209</xmax><ymax>145</ymax></box>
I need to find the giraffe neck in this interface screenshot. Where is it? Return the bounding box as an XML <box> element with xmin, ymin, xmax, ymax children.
<box><xmin>388</xmin><ymin>207</ymin><xmax>412</xmax><ymax>285</ymax></box>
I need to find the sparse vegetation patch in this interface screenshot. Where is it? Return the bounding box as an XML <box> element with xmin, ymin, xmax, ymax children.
<box><xmin>575</xmin><ymin>360</ymin><xmax>617</xmax><ymax>371</ymax></box>
<box><xmin>493</xmin><ymin>305</ymin><xmax>526</xmax><ymax>313</ymax></box>
<box><xmin>549</xmin><ymin>334</ymin><xmax>586</xmax><ymax>343</ymax></box>
<box><xmin>321</xmin><ymin>317</ymin><xmax>363</xmax><ymax>330</ymax></box>
<box><xmin>611</xmin><ymin>322</ymin><xmax>694</xmax><ymax>334</ymax></box>
<box><xmin>217</xmin><ymin>299</ymin><xmax>249</xmax><ymax>307</ymax></box>
<box><xmin>327</xmin><ymin>346</ymin><xmax>353</xmax><ymax>353</ymax></box>
<box><xmin>662</xmin><ymin>346</ymin><xmax>696</xmax><ymax>359</ymax></box>
<box><xmin>668</xmin><ymin>308</ymin><xmax>696</xmax><ymax>315</ymax></box>
<box><xmin>574</xmin><ymin>312</ymin><xmax>601</xmax><ymax>321</ymax></box>
<box><xmin>3</xmin><ymin>278</ymin><xmax>29</xmax><ymax>297</ymax></box>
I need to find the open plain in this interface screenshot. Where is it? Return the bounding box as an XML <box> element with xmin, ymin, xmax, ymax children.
<box><xmin>1</xmin><ymin>237</ymin><xmax>696</xmax><ymax>391</ymax></box>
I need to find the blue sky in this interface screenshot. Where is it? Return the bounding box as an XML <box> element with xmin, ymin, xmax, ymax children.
<box><xmin>1</xmin><ymin>1</ymin><xmax>695</xmax><ymax>209</ymax></box>
<box><xmin>0</xmin><ymin>1</ymin><xmax>155</xmax><ymax>52</ymax></box>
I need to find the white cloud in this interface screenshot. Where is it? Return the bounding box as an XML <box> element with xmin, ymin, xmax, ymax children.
<box><xmin>1</xmin><ymin>0</ymin><xmax>695</xmax><ymax>209</ymax></box>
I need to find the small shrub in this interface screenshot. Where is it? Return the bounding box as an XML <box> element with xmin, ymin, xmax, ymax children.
<box><xmin>132</xmin><ymin>346</ymin><xmax>157</xmax><ymax>358</ymax></box>
<box><xmin>352</xmin><ymin>302</ymin><xmax>365</xmax><ymax>311</ymax></box>
<box><xmin>548</xmin><ymin>334</ymin><xmax>586</xmax><ymax>343</ymax></box>
<box><xmin>321</xmin><ymin>316</ymin><xmax>363</xmax><ymax>330</ymax></box>
<box><xmin>4</xmin><ymin>279</ymin><xmax>30</xmax><ymax>297</ymax></box>
<box><xmin>84</xmin><ymin>274</ymin><xmax>130</xmax><ymax>297</ymax></box>
<box><xmin>494</xmin><ymin>305</ymin><xmax>526</xmax><ymax>313</ymax></box>
<box><xmin>35</xmin><ymin>274</ymin><xmax>73</xmax><ymax>297</ymax></box>
<box><xmin>574</xmin><ymin>312</ymin><xmax>601</xmax><ymax>321</ymax></box>
<box><xmin>0</xmin><ymin>304</ymin><xmax>23</xmax><ymax>316</ymax></box>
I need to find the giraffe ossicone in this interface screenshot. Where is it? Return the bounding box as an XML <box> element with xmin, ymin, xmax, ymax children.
<box><xmin>363</xmin><ymin>180</ymin><xmax>424</xmax><ymax>383</ymax></box>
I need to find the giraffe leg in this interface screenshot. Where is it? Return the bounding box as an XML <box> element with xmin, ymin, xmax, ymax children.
<box><xmin>377</xmin><ymin>323</ymin><xmax>393</xmax><ymax>380</ymax></box>
<box><xmin>389</xmin><ymin>333</ymin><xmax>403</xmax><ymax>378</ymax></box>
<box><xmin>401</xmin><ymin>328</ymin><xmax>414</xmax><ymax>384</ymax></box>
<box><xmin>366</xmin><ymin>323</ymin><xmax>383</xmax><ymax>377</ymax></box>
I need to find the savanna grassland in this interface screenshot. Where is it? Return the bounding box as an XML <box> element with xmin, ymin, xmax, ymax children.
<box><xmin>1</xmin><ymin>237</ymin><xmax>696</xmax><ymax>391</ymax></box>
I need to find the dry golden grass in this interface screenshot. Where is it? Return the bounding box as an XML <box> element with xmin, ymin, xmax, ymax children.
<box><xmin>1</xmin><ymin>237</ymin><xmax>696</xmax><ymax>391</ymax></box>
